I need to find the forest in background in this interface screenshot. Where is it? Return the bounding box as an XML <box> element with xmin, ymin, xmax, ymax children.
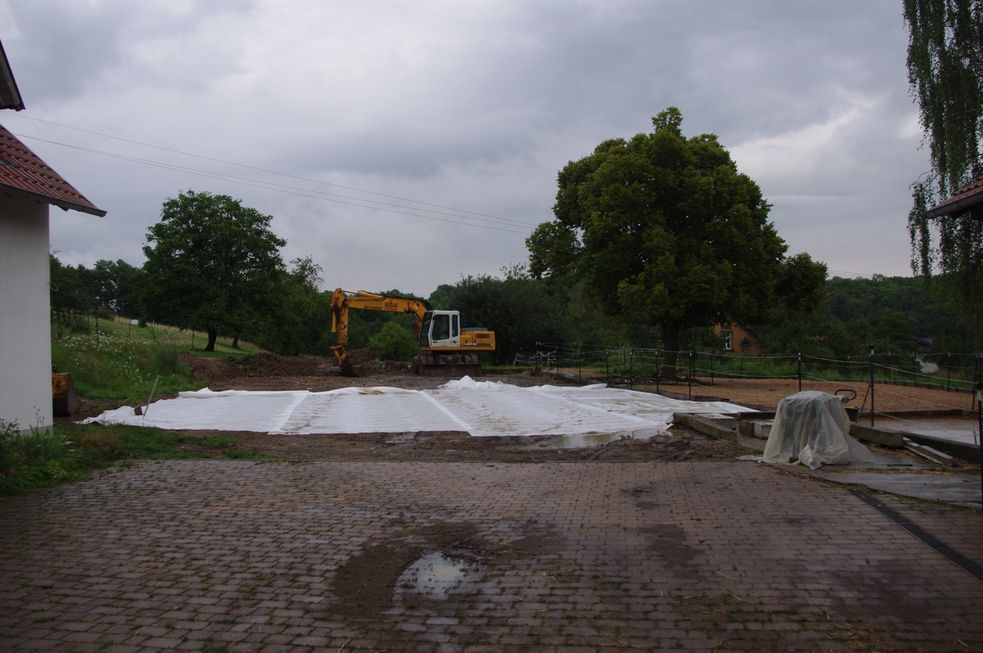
<box><xmin>48</xmin><ymin>253</ymin><xmax>980</xmax><ymax>365</ymax></box>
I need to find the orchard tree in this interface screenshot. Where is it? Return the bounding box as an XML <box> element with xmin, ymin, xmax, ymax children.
<box><xmin>142</xmin><ymin>191</ymin><xmax>286</xmax><ymax>351</ymax></box>
<box><xmin>527</xmin><ymin>108</ymin><xmax>825</xmax><ymax>372</ymax></box>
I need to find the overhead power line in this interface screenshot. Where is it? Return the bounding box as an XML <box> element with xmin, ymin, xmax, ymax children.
<box><xmin>16</xmin><ymin>133</ymin><xmax>533</xmax><ymax>235</ymax></box>
<box><xmin>9</xmin><ymin>114</ymin><xmax>539</xmax><ymax>231</ymax></box>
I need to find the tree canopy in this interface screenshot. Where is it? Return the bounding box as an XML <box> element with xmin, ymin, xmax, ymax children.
<box><xmin>905</xmin><ymin>0</ymin><xmax>983</xmax><ymax>309</ymax></box>
<box><xmin>526</xmin><ymin>108</ymin><xmax>825</xmax><ymax>367</ymax></box>
<box><xmin>142</xmin><ymin>191</ymin><xmax>286</xmax><ymax>351</ymax></box>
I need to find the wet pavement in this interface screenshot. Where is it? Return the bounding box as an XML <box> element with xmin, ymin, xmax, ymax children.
<box><xmin>735</xmin><ymin>429</ymin><xmax>983</xmax><ymax>508</ymax></box>
<box><xmin>1</xmin><ymin>460</ymin><xmax>981</xmax><ymax>652</ymax></box>
<box><xmin>871</xmin><ymin>414</ymin><xmax>980</xmax><ymax>446</ymax></box>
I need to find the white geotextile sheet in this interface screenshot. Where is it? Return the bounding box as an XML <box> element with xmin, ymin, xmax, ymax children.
<box><xmin>84</xmin><ymin>377</ymin><xmax>750</xmax><ymax>438</ymax></box>
<box><xmin>761</xmin><ymin>390</ymin><xmax>873</xmax><ymax>470</ymax></box>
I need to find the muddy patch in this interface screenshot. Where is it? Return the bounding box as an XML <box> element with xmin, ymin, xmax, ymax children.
<box><xmin>638</xmin><ymin>524</ymin><xmax>700</xmax><ymax>577</ymax></box>
<box><xmin>330</xmin><ymin>520</ymin><xmax>565</xmax><ymax>620</ymax></box>
<box><xmin>331</xmin><ymin>522</ymin><xmax>481</xmax><ymax>619</ymax></box>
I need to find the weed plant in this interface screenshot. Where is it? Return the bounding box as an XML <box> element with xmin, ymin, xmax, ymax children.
<box><xmin>1</xmin><ymin>420</ymin><xmax>267</xmax><ymax>496</ymax></box>
<box><xmin>0</xmin><ymin>419</ymin><xmax>82</xmax><ymax>495</ymax></box>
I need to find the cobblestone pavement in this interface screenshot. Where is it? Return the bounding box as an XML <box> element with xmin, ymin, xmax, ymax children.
<box><xmin>1</xmin><ymin>460</ymin><xmax>981</xmax><ymax>652</ymax></box>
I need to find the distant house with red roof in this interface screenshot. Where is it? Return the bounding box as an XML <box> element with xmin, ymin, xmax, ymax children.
<box><xmin>713</xmin><ymin>323</ymin><xmax>761</xmax><ymax>355</ymax></box>
<box><xmin>0</xmin><ymin>40</ymin><xmax>105</xmax><ymax>432</ymax></box>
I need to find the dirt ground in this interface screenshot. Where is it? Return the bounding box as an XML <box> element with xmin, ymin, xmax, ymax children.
<box><xmin>76</xmin><ymin>353</ymin><xmax>973</xmax><ymax>464</ymax></box>
<box><xmin>636</xmin><ymin>376</ymin><xmax>975</xmax><ymax>413</ymax></box>
<box><xmin>183</xmin><ymin>352</ymin><xmax>974</xmax><ymax>413</ymax></box>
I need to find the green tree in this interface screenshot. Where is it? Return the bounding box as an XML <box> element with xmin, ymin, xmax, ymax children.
<box><xmin>527</xmin><ymin>108</ymin><xmax>819</xmax><ymax>372</ymax></box>
<box><xmin>49</xmin><ymin>254</ymin><xmax>97</xmax><ymax>314</ymax></box>
<box><xmin>369</xmin><ymin>322</ymin><xmax>419</xmax><ymax>361</ymax></box>
<box><xmin>256</xmin><ymin>257</ymin><xmax>330</xmax><ymax>355</ymax></box>
<box><xmin>91</xmin><ymin>259</ymin><xmax>144</xmax><ymax>317</ymax></box>
<box><xmin>904</xmin><ymin>0</ymin><xmax>982</xmax><ymax>320</ymax></box>
<box><xmin>430</xmin><ymin>265</ymin><xmax>570</xmax><ymax>364</ymax></box>
<box><xmin>142</xmin><ymin>191</ymin><xmax>286</xmax><ymax>351</ymax></box>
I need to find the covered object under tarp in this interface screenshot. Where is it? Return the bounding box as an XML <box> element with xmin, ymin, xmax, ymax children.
<box><xmin>762</xmin><ymin>391</ymin><xmax>873</xmax><ymax>470</ymax></box>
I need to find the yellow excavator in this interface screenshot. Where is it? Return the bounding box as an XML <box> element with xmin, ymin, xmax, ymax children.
<box><xmin>330</xmin><ymin>288</ymin><xmax>495</xmax><ymax>376</ymax></box>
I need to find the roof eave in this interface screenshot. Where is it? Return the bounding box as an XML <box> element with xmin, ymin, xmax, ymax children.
<box><xmin>0</xmin><ymin>185</ymin><xmax>107</xmax><ymax>217</ymax></box>
<box><xmin>925</xmin><ymin>193</ymin><xmax>983</xmax><ymax>219</ymax></box>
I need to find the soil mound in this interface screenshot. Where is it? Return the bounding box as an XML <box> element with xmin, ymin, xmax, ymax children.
<box><xmin>181</xmin><ymin>352</ymin><xmax>334</xmax><ymax>382</ymax></box>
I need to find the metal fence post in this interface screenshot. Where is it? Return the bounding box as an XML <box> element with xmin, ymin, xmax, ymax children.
<box><xmin>975</xmin><ymin>354</ymin><xmax>982</xmax><ymax>410</ymax></box>
<box><xmin>869</xmin><ymin>345</ymin><xmax>875</xmax><ymax>427</ymax></box>
<box><xmin>797</xmin><ymin>352</ymin><xmax>802</xmax><ymax>392</ymax></box>
<box><xmin>709</xmin><ymin>352</ymin><xmax>714</xmax><ymax>384</ymax></box>
<box><xmin>976</xmin><ymin>384</ymin><xmax>982</xmax><ymax>507</ymax></box>
<box><xmin>688</xmin><ymin>350</ymin><xmax>694</xmax><ymax>400</ymax></box>
<box><xmin>629</xmin><ymin>348</ymin><xmax>634</xmax><ymax>390</ymax></box>
<box><xmin>655</xmin><ymin>349</ymin><xmax>661</xmax><ymax>393</ymax></box>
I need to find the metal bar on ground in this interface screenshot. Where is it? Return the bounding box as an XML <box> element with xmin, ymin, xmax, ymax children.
<box><xmin>850</xmin><ymin>488</ymin><xmax>983</xmax><ymax>581</ymax></box>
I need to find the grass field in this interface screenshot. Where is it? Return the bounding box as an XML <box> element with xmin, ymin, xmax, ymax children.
<box><xmin>51</xmin><ymin>315</ymin><xmax>264</xmax><ymax>403</ymax></box>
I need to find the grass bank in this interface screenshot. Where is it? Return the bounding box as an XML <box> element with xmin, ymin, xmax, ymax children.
<box><xmin>0</xmin><ymin>421</ymin><xmax>267</xmax><ymax>497</ymax></box>
<box><xmin>51</xmin><ymin>315</ymin><xmax>264</xmax><ymax>403</ymax></box>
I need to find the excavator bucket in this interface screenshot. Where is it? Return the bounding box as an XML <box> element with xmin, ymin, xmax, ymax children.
<box><xmin>52</xmin><ymin>370</ymin><xmax>82</xmax><ymax>417</ymax></box>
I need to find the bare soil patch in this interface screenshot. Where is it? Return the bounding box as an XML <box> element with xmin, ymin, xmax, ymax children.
<box><xmin>631</xmin><ymin>376</ymin><xmax>972</xmax><ymax>413</ymax></box>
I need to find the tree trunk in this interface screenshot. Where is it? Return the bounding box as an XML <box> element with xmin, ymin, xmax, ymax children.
<box><xmin>232</xmin><ymin>335</ymin><xmax>240</xmax><ymax>349</ymax></box>
<box><xmin>205</xmin><ymin>327</ymin><xmax>218</xmax><ymax>352</ymax></box>
<box><xmin>661</xmin><ymin>322</ymin><xmax>681</xmax><ymax>379</ymax></box>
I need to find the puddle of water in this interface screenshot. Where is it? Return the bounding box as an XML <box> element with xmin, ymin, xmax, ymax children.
<box><xmin>398</xmin><ymin>551</ymin><xmax>480</xmax><ymax>600</ymax></box>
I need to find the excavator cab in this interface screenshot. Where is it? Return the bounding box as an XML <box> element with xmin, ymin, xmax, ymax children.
<box><xmin>419</xmin><ymin>311</ymin><xmax>461</xmax><ymax>349</ymax></box>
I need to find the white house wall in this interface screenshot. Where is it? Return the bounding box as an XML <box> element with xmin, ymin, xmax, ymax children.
<box><xmin>0</xmin><ymin>195</ymin><xmax>52</xmax><ymax>431</ymax></box>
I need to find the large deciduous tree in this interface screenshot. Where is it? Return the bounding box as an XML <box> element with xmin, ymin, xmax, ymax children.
<box><xmin>142</xmin><ymin>191</ymin><xmax>286</xmax><ymax>351</ymax></box>
<box><xmin>904</xmin><ymin>0</ymin><xmax>982</xmax><ymax>298</ymax></box>
<box><xmin>527</xmin><ymin>108</ymin><xmax>824</xmax><ymax>371</ymax></box>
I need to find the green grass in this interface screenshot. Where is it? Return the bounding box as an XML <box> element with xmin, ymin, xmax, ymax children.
<box><xmin>51</xmin><ymin>315</ymin><xmax>265</xmax><ymax>403</ymax></box>
<box><xmin>0</xmin><ymin>421</ymin><xmax>269</xmax><ymax>497</ymax></box>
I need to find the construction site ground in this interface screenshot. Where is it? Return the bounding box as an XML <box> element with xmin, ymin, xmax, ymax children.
<box><xmin>5</xmin><ymin>353</ymin><xmax>981</xmax><ymax>652</ymax></box>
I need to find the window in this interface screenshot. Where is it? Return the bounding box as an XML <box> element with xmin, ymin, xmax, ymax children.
<box><xmin>432</xmin><ymin>313</ymin><xmax>450</xmax><ymax>341</ymax></box>
<box><xmin>419</xmin><ymin>314</ymin><xmax>433</xmax><ymax>345</ymax></box>
<box><xmin>722</xmin><ymin>330</ymin><xmax>733</xmax><ymax>351</ymax></box>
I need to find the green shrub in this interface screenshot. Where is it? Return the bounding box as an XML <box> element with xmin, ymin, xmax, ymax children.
<box><xmin>369</xmin><ymin>322</ymin><xmax>418</xmax><ymax>362</ymax></box>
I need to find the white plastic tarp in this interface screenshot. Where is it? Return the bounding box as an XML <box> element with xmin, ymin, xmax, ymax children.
<box><xmin>84</xmin><ymin>377</ymin><xmax>750</xmax><ymax>438</ymax></box>
<box><xmin>762</xmin><ymin>391</ymin><xmax>873</xmax><ymax>469</ymax></box>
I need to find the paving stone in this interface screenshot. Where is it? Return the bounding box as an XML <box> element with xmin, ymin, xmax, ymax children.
<box><xmin>0</xmin><ymin>460</ymin><xmax>980</xmax><ymax>652</ymax></box>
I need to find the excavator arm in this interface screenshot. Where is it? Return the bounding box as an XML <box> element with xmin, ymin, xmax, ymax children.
<box><xmin>330</xmin><ymin>288</ymin><xmax>429</xmax><ymax>373</ymax></box>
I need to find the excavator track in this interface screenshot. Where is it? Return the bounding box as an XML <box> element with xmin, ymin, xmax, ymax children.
<box><xmin>414</xmin><ymin>351</ymin><xmax>482</xmax><ymax>377</ymax></box>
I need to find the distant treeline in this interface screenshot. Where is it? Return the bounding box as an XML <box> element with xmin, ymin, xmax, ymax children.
<box><xmin>49</xmin><ymin>253</ymin><xmax>979</xmax><ymax>362</ymax></box>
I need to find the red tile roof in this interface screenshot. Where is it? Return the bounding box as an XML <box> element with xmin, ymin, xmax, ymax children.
<box><xmin>0</xmin><ymin>123</ymin><xmax>105</xmax><ymax>216</ymax></box>
<box><xmin>925</xmin><ymin>175</ymin><xmax>983</xmax><ymax>219</ymax></box>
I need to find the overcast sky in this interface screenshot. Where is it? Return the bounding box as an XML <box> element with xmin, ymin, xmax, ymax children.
<box><xmin>0</xmin><ymin>0</ymin><xmax>928</xmax><ymax>297</ymax></box>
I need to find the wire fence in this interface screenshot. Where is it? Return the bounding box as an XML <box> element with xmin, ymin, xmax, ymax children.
<box><xmin>515</xmin><ymin>343</ymin><xmax>983</xmax><ymax>416</ymax></box>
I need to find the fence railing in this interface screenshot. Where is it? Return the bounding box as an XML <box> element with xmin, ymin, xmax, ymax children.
<box><xmin>516</xmin><ymin>343</ymin><xmax>983</xmax><ymax>417</ymax></box>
